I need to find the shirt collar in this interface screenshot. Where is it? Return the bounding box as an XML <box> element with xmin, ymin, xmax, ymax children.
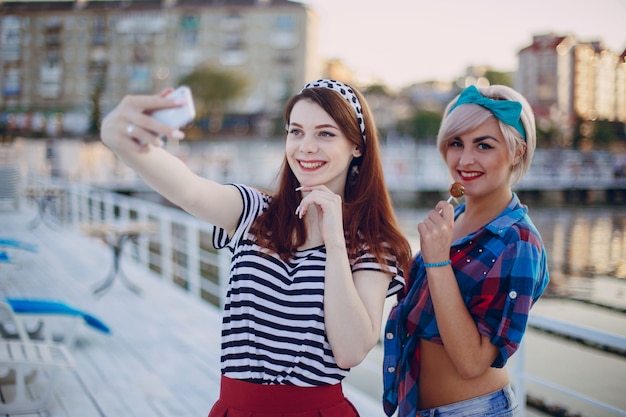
<box><xmin>454</xmin><ymin>193</ymin><xmax>528</xmax><ymax>240</ymax></box>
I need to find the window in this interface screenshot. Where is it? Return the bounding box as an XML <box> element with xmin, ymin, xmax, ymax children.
<box><xmin>2</xmin><ymin>67</ymin><xmax>20</xmax><ymax>97</ymax></box>
<box><xmin>179</xmin><ymin>15</ymin><xmax>199</xmax><ymax>45</ymax></box>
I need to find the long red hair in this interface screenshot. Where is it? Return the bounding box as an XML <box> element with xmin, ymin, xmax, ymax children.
<box><xmin>250</xmin><ymin>85</ymin><xmax>412</xmax><ymax>275</ymax></box>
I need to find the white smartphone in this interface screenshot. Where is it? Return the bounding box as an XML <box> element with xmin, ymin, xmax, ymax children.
<box><xmin>151</xmin><ymin>85</ymin><xmax>196</xmax><ymax>128</ymax></box>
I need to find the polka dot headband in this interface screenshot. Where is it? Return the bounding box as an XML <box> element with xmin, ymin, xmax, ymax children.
<box><xmin>299</xmin><ymin>79</ymin><xmax>366</xmax><ymax>145</ymax></box>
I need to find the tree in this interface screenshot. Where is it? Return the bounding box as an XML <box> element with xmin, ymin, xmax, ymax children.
<box><xmin>88</xmin><ymin>80</ymin><xmax>104</xmax><ymax>137</ymax></box>
<box><xmin>397</xmin><ymin>110</ymin><xmax>442</xmax><ymax>142</ymax></box>
<box><xmin>571</xmin><ymin>118</ymin><xmax>624</xmax><ymax>150</ymax></box>
<box><xmin>178</xmin><ymin>66</ymin><xmax>247</xmax><ymax>133</ymax></box>
<box><xmin>364</xmin><ymin>83</ymin><xmax>390</xmax><ymax>97</ymax></box>
<box><xmin>536</xmin><ymin>123</ymin><xmax>561</xmax><ymax>148</ymax></box>
<box><xmin>484</xmin><ymin>70</ymin><xmax>512</xmax><ymax>87</ymax></box>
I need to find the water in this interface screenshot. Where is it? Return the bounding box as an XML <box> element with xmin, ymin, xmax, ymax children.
<box><xmin>13</xmin><ymin>137</ymin><xmax>626</xmax><ymax>304</ymax></box>
<box><xmin>396</xmin><ymin>205</ymin><xmax>626</xmax><ymax>309</ymax></box>
<box><xmin>12</xmin><ymin>138</ymin><xmax>626</xmax><ymax>415</ymax></box>
<box><xmin>380</xmin><ymin>206</ymin><xmax>626</xmax><ymax>416</ymax></box>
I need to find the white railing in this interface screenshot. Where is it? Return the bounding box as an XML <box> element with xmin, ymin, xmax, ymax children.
<box><xmin>14</xmin><ymin>138</ymin><xmax>626</xmax><ymax>195</ymax></box>
<box><xmin>54</xmin><ymin>180</ymin><xmax>231</xmax><ymax>309</ymax></box>
<box><xmin>41</xmin><ymin>180</ymin><xmax>626</xmax><ymax>416</ymax></box>
<box><xmin>513</xmin><ymin>315</ymin><xmax>626</xmax><ymax>416</ymax></box>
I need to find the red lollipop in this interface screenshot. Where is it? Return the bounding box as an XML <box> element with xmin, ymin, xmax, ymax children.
<box><xmin>449</xmin><ymin>182</ymin><xmax>465</xmax><ymax>199</ymax></box>
<box><xmin>446</xmin><ymin>182</ymin><xmax>465</xmax><ymax>204</ymax></box>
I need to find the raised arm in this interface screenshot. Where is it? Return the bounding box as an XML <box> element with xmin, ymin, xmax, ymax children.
<box><xmin>296</xmin><ymin>185</ymin><xmax>391</xmax><ymax>368</ymax></box>
<box><xmin>418</xmin><ymin>202</ymin><xmax>499</xmax><ymax>378</ymax></box>
<box><xmin>100</xmin><ymin>90</ymin><xmax>242</xmax><ymax>234</ymax></box>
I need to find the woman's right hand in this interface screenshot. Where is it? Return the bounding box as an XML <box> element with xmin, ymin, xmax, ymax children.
<box><xmin>100</xmin><ymin>89</ymin><xmax>186</xmax><ymax>153</ymax></box>
<box><xmin>99</xmin><ymin>89</ymin><xmax>244</xmax><ymax>234</ymax></box>
<box><xmin>417</xmin><ymin>200</ymin><xmax>455</xmax><ymax>265</ymax></box>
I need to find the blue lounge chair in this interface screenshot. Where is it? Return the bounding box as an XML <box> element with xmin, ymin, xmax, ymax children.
<box><xmin>0</xmin><ymin>301</ymin><xmax>75</xmax><ymax>413</ymax></box>
<box><xmin>3</xmin><ymin>298</ymin><xmax>110</xmax><ymax>346</ymax></box>
<box><xmin>0</xmin><ymin>239</ymin><xmax>38</xmax><ymax>253</ymax></box>
<box><xmin>0</xmin><ymin>239</ymin><xmax>38</xmax><ymax>265</ymax></box>
<box><xmin>5</xmin><ymin>299</ymin><xmax>110</xmax><ymax>334</ymax></box>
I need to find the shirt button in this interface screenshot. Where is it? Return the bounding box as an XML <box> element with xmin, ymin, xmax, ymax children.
<box><xmin>387</xmin><ymin>366</ymin><xmax>395</xmax><ymax>373</ymax></box>
<box><xmin>386</xmin><ymin>332</ymin><xmax>394</xmax><ymax>340</ymax></box>
<box><xmin>509</xmin><ymin>290</ymin><xmax>518</xmax><ymax>299</ymax></box>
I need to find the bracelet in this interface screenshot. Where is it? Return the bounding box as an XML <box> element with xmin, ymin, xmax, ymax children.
<box><xmin>423</xmin><ymin>260</ymin><xmax>451</xmax><ymax>268</ymax></box>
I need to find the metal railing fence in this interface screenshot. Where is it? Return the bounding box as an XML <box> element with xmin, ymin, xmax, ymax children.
<box><xmin>33</xmin><ymin>179</ymin><xmax>626</xmax><ymax>417</ymax></box>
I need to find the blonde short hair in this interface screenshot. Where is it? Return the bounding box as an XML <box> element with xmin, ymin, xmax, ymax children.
<box><xmin>436</xmin><ymin>85</ymin><xmax>536</xmax><ymax>185</ymax></box>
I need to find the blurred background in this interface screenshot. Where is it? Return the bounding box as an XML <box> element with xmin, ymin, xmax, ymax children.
<box><xmin>0</xmin><ymin>0</ymin><xmax>625</xmax><ymax>152</ymax></box>
<box><xmin>0</xmin><ymin>1</ymin><xmax>625</xmax><ymax>416</ymax></box>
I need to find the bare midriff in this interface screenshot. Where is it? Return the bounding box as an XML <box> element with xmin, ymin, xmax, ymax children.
<box><xmin>418</xmin><ymin>339</ymin><xmax>510</xmax><ymax>409</ymax></box>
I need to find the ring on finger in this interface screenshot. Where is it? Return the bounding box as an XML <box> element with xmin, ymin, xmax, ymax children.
<box><xmin>126</xmin><ymin>123</ymin><xmax>135</xmax><ymax>137</ymax></box>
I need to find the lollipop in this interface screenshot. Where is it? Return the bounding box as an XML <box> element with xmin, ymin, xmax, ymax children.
<box><xmin>446</xmin><ymin>182</ymin><xmax>465</xmax><ymax>204</ymax></box>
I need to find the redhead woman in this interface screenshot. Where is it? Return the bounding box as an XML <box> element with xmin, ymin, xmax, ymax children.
<box><xmin>100</xmin><ymin>79</ymin><xmax>412</xmax><ymax>416</ymax></box>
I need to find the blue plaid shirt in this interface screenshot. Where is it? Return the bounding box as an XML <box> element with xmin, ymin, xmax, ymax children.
<box><xmin>383</xmin><ymin>194</ymin><xmax>549</xmax><ymax>416</ymax></box>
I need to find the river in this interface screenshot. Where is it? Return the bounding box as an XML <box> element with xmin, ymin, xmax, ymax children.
<box><xmin>9</xmin><ymin>137</ymin><xmax>626</xmax><ymax>415</ymax></box>
<box><xmin>12</xmin><ymin>137</ymin><xmax>626</xmax><ymax>304</ymax></box>
<box><xmin>396</xmin><ymin>205</ymin><xmax>626</xmax><ymax>302</ymax></box>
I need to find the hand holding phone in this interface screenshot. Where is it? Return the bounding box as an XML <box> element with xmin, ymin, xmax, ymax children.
<box><xmin>151</xmin><ymin>86</ymin><xmax>196</xmax><ymax>129</ymax></box>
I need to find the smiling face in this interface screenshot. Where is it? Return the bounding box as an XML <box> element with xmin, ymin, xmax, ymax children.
<box><xmin>445</xmin><ymin>117</ymin><xmax>515</xmax><ymax>202</ymax></box>
<box><xmin>285</xmin><ymin>99</ymin><xmax>362</xmax><ymax>194</ymax></box>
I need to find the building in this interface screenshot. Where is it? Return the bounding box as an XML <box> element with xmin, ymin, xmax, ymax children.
<box><xmin>617</xmin><ymin>50</ymin><xmax>626</xmax><ymax>123</ymax></box>
<box><xmin>516</xmin><ymin>33</ymin><xmax>626</xmax><ymax>146</ymax></box>
<box><xmin>324</xmin><ymin>58</ymin><xmax>355</xmax><ymax>85</ymax></box>
<box><xmin>0</xmin><ymin>0</ymin><xmax>320</xmax><ymax>136</ymax></box>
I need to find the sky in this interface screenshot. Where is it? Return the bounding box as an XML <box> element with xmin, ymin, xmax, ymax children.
<box><xmin>296</xmin><ymin>0</ymin><xmax>626</xmax><ymax>88</ymax></box>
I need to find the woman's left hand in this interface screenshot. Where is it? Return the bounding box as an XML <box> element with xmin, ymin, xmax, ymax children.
<box><xmin>418</xmin><ymin>200</ymin><xmax>455</xmax><ymax>264</ymax></box>
<box><xmin>295</xmin><ymin>185</ymin><xmax>345</xmax><ymax>247</ymax></box>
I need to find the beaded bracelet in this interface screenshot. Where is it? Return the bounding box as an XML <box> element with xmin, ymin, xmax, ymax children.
<box><xmin>423</xmin><ymin>260</ymin><xmax>451</xmax><ymax>268</ymax></box>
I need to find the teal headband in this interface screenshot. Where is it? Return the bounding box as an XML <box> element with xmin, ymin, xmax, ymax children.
<box><xmin>449</xmin><ymin>85</ymin><xmax>527</xmax><ymax>141</ymax></box>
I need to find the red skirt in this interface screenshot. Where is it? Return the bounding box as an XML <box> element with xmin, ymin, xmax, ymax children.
<box><xmin>207</xmin><ymin>376</ymin><xmax>360</xmax><ymax>417</ymax></box>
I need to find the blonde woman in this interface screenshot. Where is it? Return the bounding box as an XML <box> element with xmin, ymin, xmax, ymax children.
<box><xmin>383</xmin><ymin>85</ymin><xmax>550</xmax><ymax>417</ymax></box>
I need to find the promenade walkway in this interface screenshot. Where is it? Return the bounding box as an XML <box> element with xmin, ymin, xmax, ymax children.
<box><xmin>11</xmin><ymin>138</ymin><xmax>626</xmax><ymax>201</ymax></box>
<box><xmin>2</xmin><ymin>186</ymin><xmax>626</xmax><ymax>417</ymax></box>
<box><xmin>0</xmin><ymin>205</ymin><xmax>382</xmax><ymax>416</ymax></box>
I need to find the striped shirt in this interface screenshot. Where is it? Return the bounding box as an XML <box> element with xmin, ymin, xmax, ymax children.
<box><xmin>213</xmin><ymin>184</ymin><xmax>404</xmax><ymax>386</ymax></box>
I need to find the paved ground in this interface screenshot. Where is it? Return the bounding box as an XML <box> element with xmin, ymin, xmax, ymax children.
<box><xmin>3</xmin><ymin>200</ymin><xmax>625</xmax><ymax>416</ymax></box>
<box><xmin>0</xmin><ymin>205</ymin><xmax>385</xmax><ymax>417</ymax></box>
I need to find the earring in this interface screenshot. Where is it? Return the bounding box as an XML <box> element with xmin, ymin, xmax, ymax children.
<box><xmin>348</xmin><ymin>164</ymin><xmax>360</xmax><ymax>186</ymax></box>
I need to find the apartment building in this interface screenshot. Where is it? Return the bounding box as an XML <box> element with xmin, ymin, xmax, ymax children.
<box><xmin>0</xmin><ymin>0</ymin><xmax>320</xmax><ymax>136</ymax></box>
<box><xmin>516</xmin><ymin>33</ymin><xmax>626</xmax><ymax>145</ymax></box>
